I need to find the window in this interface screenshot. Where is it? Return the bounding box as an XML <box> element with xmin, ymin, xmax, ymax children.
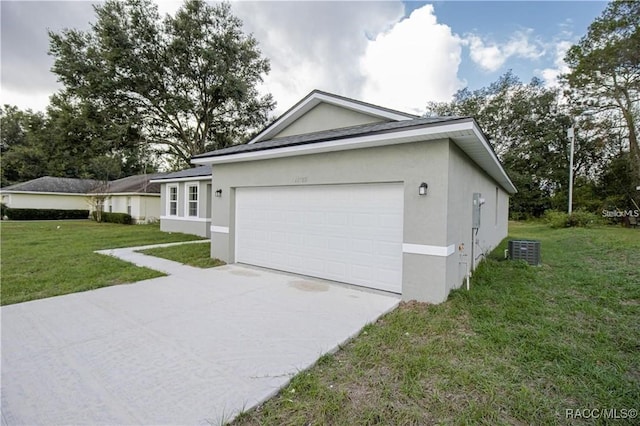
<box><xmin>126</xmin><ymin>197</ymin><xmax>132</xmax><ymax>215</ymax></box>
<box><xmin>168</xmin><ymin>186</ymin><xmax>178</xmax><ymax>216</ymax></box>
<box><xmin>187</xmin><ymin>185</ymin><xmax>198</xmax><ymax>217</ymax></box>
<box><xmin>108</xmin><ymin>201</ymin><xmax>113</xmax><ymax>213</ymax></box>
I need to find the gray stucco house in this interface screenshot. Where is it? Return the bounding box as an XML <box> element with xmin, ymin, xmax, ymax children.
<box><xmin>191</xmin><ymin>90</ymin><xmax>517</xmax><ymax>303</ymax></box>
<box><xmin>150</xmin><ymin>165</ymin><xmax>213</xmax><ymax>237</ymax></box>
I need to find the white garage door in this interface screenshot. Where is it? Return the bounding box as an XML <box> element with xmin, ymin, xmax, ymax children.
<box><xmin>235</xmin><ymin>183</ymin><xmax>403</xmax><ymax>293</ymax></box>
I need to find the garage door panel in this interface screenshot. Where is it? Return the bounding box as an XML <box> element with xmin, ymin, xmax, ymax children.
<box><xmin>236</xmin><ymin>184</ymin><xmax>403</xmax><ymax>293</ymax></box>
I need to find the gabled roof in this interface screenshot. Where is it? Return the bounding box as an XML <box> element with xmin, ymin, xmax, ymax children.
<box><xmin>247</xmin><ymin>89</ymin><xmax>418</xmax><ymax>145</ymax></box>
<box><xmin>101</xmin><ymin>173</ymin><xmax>165</xmax><ymax>194</ymax></box>
<box><xmin>192</xmin><ymin>116</ymin><xmax>517</xmax><ymax>194</ymax></box>
<box><xmin>1</xmin><ymin>176</ymin><xmax>100</xmax><ymax>194</ymax></box>
<box><xmin>150</xmin><ymin>165</ymin><xmax>212</xmax><ymax>183</ymax></box>
<box><xmin>194</xmin><ymin>116</ymin><xmax>461</xmax><ymax>159</ymax></box>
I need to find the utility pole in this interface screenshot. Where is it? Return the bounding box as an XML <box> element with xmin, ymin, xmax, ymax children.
<box><xmin>567</xmin><ymin>126</ymin><xmax>575</xmax><ymax>215</ymax></box>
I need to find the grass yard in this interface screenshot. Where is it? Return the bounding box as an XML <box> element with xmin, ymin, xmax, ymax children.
<box><xmin>0</xmin><ymin>220</ymin><xmax>202</xmax><ymax>305</ymax></box>
<box><xmin>138</xmin><ymin>241</ymin><xmax>225</xmax><ymax>268</ymax></box>
<box><xmin>233</xmin><ymin>222</ymin><xmax>640</xmax><ymax>425</ymax></box>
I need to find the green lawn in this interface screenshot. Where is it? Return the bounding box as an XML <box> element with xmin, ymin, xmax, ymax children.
<box><xmin>233</xmin><ymin>222</ymin><xmax>640</xmax><ymax>425</ymax></box>
<box><xmin>138</xmin><ymin>241</ymin><xmax>225</xmax><ymax>268</ymax></box>
<box><xmin>0</xmin><ymin>220</ymin><xmax>201</xmax><ymax>305</ymax></box>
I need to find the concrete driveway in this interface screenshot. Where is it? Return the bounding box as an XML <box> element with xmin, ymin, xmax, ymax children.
<box><xmin>1</xmin><ymin>243</ymin><xmax>399</xmax><ymax>425</ymax></box>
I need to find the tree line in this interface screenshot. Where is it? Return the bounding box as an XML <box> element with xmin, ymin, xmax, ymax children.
<box><xmin>2</xmin><ymin>0</ymin><xmax>638</xmax><ymax>217</ymax></box>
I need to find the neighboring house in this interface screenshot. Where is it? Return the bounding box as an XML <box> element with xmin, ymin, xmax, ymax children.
<box><xmin>96</xmin><ymin>174</ymin><xmax>164</xmax><ymax>224</ymax></box>
<box><xmin>1</xmin><ymin>174</ymin><xmax>164</xmax><ymax>223</ymax></box>
<box><xmin>0</xmin><ymin>176</ymin><xmax>98</xmax><ymax>211</ymax></box>
<box><xmin>150</xmin><ymin>165</ymin><xmax>212</xmax><ymax>237</ymax></box>
<box><xmin>192</xmin><ymin>90</ymin><xmax>517</xmax><ymax>304</ymax></box>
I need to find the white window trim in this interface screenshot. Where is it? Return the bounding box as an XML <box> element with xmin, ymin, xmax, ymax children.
<box><xmin>185</xmin><ymin>183</ymin><xmax>199</xmax><ymax>217</ymax></box>
<box><xmin>167</xmin><ymin>185</ymin><xmax>178</xmax><ymax>216</ymax></box>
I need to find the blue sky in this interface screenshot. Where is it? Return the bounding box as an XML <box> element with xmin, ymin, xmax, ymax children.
<box><xmin>423</xmin><ymin>1</ymin><xmax>608</xmax><ymax>91</ymax></box>
<box><xmin>0</xmin><ymin>1</ymin><xmax>610</xmax><ymax>115</ymax></box>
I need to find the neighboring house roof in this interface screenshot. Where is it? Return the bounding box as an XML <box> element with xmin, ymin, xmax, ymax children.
<box><xmin>150</xmin><ymin>165</ymin><xmax>212</xmax><ymax>182</ymax></box>
<box><xmin>0</xmin><ymin>176</ymin><xmax>100</xmax><ymax>194</ymax></box>
<box><xmin>247</xmin><ymin>89</ymin><xmax>418</xmax><ymax>144</ymax></box>
<box><xmin>101</xmin><ymin>173</ymin><xmax>166</xmax><ymax>194</ymax></box>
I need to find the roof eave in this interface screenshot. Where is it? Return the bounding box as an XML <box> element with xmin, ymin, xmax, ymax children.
<box><xmin>192</xmin><ymin>120</ymin><xmax>517</xmax><ymax>194</ymax></box>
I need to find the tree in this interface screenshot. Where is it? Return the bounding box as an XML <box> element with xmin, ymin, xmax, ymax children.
<box><xmin>563</xmin><ymin>0</ymin><xmax>640</xmax><ymax>190</ymax></box>
<box><xmin>1</xmin><ymin>106</ymin><xmax>49</xmax><ymax>186</ymax></box>
<box><xmin>426</xmin><ymin>72</ymin><xmax>599</xmax><ymax>218</ymax></box>
<box><xmin>49</xmin><ymin>0</ymin><xmax>275</xmax><ymax>168</ymax></box>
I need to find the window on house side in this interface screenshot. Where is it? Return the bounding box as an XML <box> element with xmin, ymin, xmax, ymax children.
<box><xmin>188</xmin><ymin>185</ymin><xmax>198</xmax><ymax>217</ymax></box>
<box><xmin>169</xmin><ymin>186</ymin><xmax>178</xmax><ymax>216</ymax></box>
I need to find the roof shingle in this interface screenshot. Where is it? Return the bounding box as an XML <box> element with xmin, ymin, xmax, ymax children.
<box><xmin>193</xmin><ymin>116</ymin><xmax>467</xmax><ymax>159</ymax></box>
<box><xmin>1</xmin><ymin>176</ymin><xmax>100</xmax><ymax>193</ymax></box>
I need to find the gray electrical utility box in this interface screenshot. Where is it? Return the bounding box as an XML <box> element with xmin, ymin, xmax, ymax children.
<box><xmin>508</xmin><ymin>240</ymin><xmax>541</xmax><ymax>266</ymax></box>
<box><xmin>472</xmin><ymin>193</ymin><xmax>482</xmax><ymax>228</ymax></box>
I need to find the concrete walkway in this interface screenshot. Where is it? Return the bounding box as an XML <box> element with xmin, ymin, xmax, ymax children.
<box><xmin>95</xmin><ymin>239</ymin><xmax>210</xmax><ymax>275</ymax></box>
<box><xmin>1</xmin><ymin>242</ymin><xmax>400</xmax><ymax>425</ymax></box>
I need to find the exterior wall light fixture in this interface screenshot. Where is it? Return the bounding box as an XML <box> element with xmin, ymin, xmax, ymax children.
<box><xmin>419</xmin><ymin>182</ymin><xmax>428</xmax><ymax>196</ymax></box>
<box><xmin>215</xmin><ymin>189</ymin><xmax>222</xmax><ymax>198</ymax></box>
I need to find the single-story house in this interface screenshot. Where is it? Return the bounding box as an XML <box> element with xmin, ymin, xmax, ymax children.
<box><xmin>98</xmin><ymin>174</ymin><xmax>164</xmax><ymax>224</ymax></box>
<box><xmin>150</xmin><ymin>165</ymin><xmax>212</xmax><ymax>237</ymax></box>
<box><xmin>1</xmin><ymin>174</ymin><xmax>163</xmax><ymax>223</ymax></box>
<box><xmin>0</xmin><ymin>176</ymin><xmax>98</xmax><ymax>211</ymax></box>
<box><xmin>191</xmin><ymin>90</ymin><xmax>517</xmax><ymax>303</ymax></box>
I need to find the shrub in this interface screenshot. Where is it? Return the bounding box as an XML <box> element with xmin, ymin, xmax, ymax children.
<box><xmin>544</xmin><ymin>209</ymin><xmax>603</xmax><ymax>228</ymax></box>
<box><xmin>91</xmin><ymin>211</ymin><xmax>133</xmax><ymax>225</ymax></box>
<box><xmin>4</xmin><ymin>208</ymin><xmax>90</xmax><ymax>220</ymax></box>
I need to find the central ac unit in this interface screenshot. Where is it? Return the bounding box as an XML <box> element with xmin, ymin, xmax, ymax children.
<box><xmin>508</xmin><ymin>240</ymin><xmax>541</xmax><ymax>266</ymax></box>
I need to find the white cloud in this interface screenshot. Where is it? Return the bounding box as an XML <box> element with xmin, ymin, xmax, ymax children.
<box><xmin>539</xmin><ymin>40</ymin><xmax>572</xmax><ymax>87</ymax></box>
<box><xmin>359</xmin><ymin>4</ymin><xmax>465</xmax><ymax>114</ymax></box>
<box><xmin>465</xmin><ymin>30</ymin><xmax>545</xmax><ymax>72</ymax></box>
<box><xmin>2</xmin><ymin>1</ymin><xmax>466</xmax><ymax>116</ymax></box>
<box><xmin>232</xmin><ymin>1</ymin><xmax>408</xmax><ymax>115</ymax></box>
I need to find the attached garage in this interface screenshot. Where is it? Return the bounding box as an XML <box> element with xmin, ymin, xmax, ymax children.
<box><xmin>235</xmin><ymin>183</ymin><xmax>403</xmax><ymax>293</ymax></box>
<box><xmin>193</xmin><ymin>90</ymin><xmax>517</xmax><ymax>303</ymax></box>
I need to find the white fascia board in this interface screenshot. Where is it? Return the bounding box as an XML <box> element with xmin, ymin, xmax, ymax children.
<box><xmin>150</xmin><ymin>176</ymin><xmax>212</xmax><ymax>184</ymax></box>
<box><xmin>105</xmin><ymin>192</ymin><xmax>160</xmax><ymax>197</ymax></box>
<box><xmin>313</xmin><ymin>92</ymin><xmax>415</xmax><ymax>122</ymax></box>
<box><xmin>469</xmin><ymin>125</ymin><xmax>517</xmax><ymax>194</ymax></box>
<box><xmin>247</xmin><ymin>92</ymin><xmax>414</xmax><ymax>145</ymax></box>
<box><xmin>193</xmin><ymin>120</ymin><xmax>516</xmax><ymax>195</ymax></box>
<box><xmin>194</xmin><ymin>121</ymin><xmax>474</xmax><ymax>165</ymax></box>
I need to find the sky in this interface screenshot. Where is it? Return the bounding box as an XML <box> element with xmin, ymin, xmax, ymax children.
<box><xmin>0</xmin><ymin>0</ymin><xmax>609</xmax><ymax>117</ymax></box>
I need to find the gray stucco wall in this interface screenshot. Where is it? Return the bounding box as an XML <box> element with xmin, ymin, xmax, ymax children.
<box><xmin>159</xmin><ymin>180</ymin><xmax>212</xmax><ymax>237</ymax></box>
<box><xmin>445</xmin><ymin>143</ymin><xmax>510</xmax><ymax>293</ymax></box>
<box><xmin>274</xmin><ymin>103</ymin><xmax>387</xmax><ymax>139</ymax></box>
<box><xmin>210</xmin><ymin>139</ymin><xmax>456</xmax><ymax>302</ymax></box>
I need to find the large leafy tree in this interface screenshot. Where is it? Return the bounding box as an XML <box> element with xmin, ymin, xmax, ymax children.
<box><xmin>0</xmin><ymin>106</ymin><xmax>48</xmax><ymax>186</ymax></box>
<box><xmin>563</xmin><ymin>0</ymin><xmax>640</xmax><ymax>189</ymax></box>
<box><xmin>49</xmin><ymin>0</ymin><xmax>274</xmax><ymax>168</ymax></box>
<box><xmin>426</xmin><ymin>73</ymin><xmax>604</xmax><ymax>217</ymax></box>
<box><xmin>1</xmin><ymin>99</ymin><xmax>151</xmax><ymax>186</ymax></box>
